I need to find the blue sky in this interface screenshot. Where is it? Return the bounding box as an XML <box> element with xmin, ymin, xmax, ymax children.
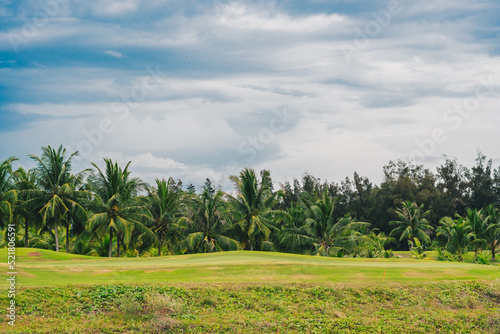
<box><xmin>1</xmin><ymin>0</ymin><xmax>500</xmax><ymax>189</ymax></box>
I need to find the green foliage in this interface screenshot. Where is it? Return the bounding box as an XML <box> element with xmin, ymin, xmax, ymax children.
<box><xmin>389</xmin><ymin>201</ymin><xmax>433</xmax><ymax>248</ymax></box>
<box><xmin>23</xmin><ymin>145</ymin><xmax>89</xmax><ymax>253</ymax></box>
<box><xmin>361</xmin><ymin>231</ymin><xmax>394</xmax><ymax>258</ymax></box>
<box><xmin>434</xmin><ymin>247</ymin><xmax>458</xmax><ymax>261</ymax></box>
<box><xmin>87</xmin><ymin>158</ymin><xmax>155</xmax><ymax>257</ymax></box>
<box><xmin>435</xmin><ymin>215</ymin><xmax>471</xmax><ymax>261</ymax></box>
<box><xmin>475</xmin><ymin>251</ymin><xmax>491</xmax><ymax>265</ymax></box>
<box><xmin>409</xmin><ymin>238</ymin><xmax>428</xmax><ymax>259</ymax></box>
<box><xmin>2</xmin><ymin>146</ymin><xmax>500</xmax><ymax>260</ymax></box>
<box><xmin>229</xmin><ymin>168</ymin><xmax>283</xmax><ymax>251</ymax></box>
<box><xmin>0</xmin><ymin>156</ymin><xmax>18</xmax><ymax>227</ymax></box>
<box><xmin>147</xmin><ymin>177</ymin><xmax>183</xmax><ymax>256</ymax></box>
<box><xmin>177</xmin><ymin>188</ymin><xmax>240</xmax><ymax>253</ymax></box>
<box><xmin>4</xmin><ymin>282</ymin><xmax>500</xmax><ymax>333</ymax></box>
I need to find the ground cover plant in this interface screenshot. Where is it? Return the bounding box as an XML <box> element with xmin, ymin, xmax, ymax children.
<box><xmin>1</xmin><ymin>249</ymin><xmax>500</xmax><ymax>333</ymax></box>
<box><xmin>2</xmin><ymin>280</ymin><xmax>500</xmax><ymax>333</ymax></box>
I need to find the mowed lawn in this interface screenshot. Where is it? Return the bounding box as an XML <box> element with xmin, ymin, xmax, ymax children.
<box><xmin>2</xmin><ymin>248</ymin><xmax>499</xmax><ymax>288</ymax></box>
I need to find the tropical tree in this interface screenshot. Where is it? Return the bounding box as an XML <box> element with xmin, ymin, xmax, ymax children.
<box><xmin>361</xmin><ymin>231</ymin><xmax>394</xmax><ymax>258</ymax></box>
<box><xmin>465</xmin><ymin>208</ymin><xmax>488</xmax><ymax>256</ymax></box>
<box><xmin>435</xmin><ymin>215</ymin><xmax>471</xmax><ymax>261</ymax></box>
<box><xmin>0</xmin><ymin>157</ymin><xmax>18</xmax><ymax>227</ymax></box>
<box><xmin>23</xmin><ymin>145</ymin><xmax>88</xmax><ymax>253</ymax></box>
<box><xmin>71</xmin><ymin>231</ymin><xmax>95</xmax><ymax>255</ymax></box>
<box><xmin>87</xmin><ymin>159</ymin><xmax>154</xmax><ymax>257</ymax></box>
<box><xmin>29</xmin><ymin>226</ymin><xmax>66</xmax><ymax>251</ymax></box>
<box><xmin>409</xmin><ymin>238</ymin><xmax>428</xmax><ymax>259</ymax></box>
<box><xmin>389</xmin><ymin>201</ymin><xmax>434</xmax><ymax>249</ymax></box>
<box><xmin>276</xmin><ymin>204</ymin><xmax>315</xmax><ymax>254</ymax></box>
<box><xmin>229</xmin><ymin>168</ymin><xmax>283</xmax><ymax>251</ymax></box>
<box><xmin>147</xmin><ymin>178</ymin><xmax>182</xmax><ymax>256</ymax></box>
<box><xmin>301</xmin><ymin>190</ymin><xmax>370</xmax><ymax>256</ymax></box>
<box><xmin>484</xmin><ymin>205</ymin><xmax>500</xmax><ymax>261</ymax></box>
<box><xmin>12</xmin><ymin>167</ymin><xmax>40</xmax><ymax>247</ymax></box>
<box><xmin>177</xmin><ymin>186</ymin><xmax>239</xmax><ymax>253</ymax></box>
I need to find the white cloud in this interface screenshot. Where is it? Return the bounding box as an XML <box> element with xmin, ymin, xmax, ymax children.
<box><xmin>100</xmin><ymin>151</ymin><xmax>187</xmax><ymax>170</ymax></box>
<box><xmin>104</xmin><ymin>50</ymin><xmax>124</xmax><ymax>58</ymax></box>
<box><xmin>216</xmin><ymin>3</ymin><xmax>345</xmax><ymax>32</ymax></box>
<box><xmin>2</xmin><ymin>0</ymin><xmax>500</xmax><ymax>188</ymax></box>
<box><xmin>90</xmin><ymin>0</ymin><xmax>139</xmax><ymax>16</ymax></box>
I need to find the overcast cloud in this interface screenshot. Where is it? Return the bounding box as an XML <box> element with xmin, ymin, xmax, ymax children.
<box><xmin>1</xmin><ymin>0</ymin><xmax>499</xmax><ymax>189</ymax></box>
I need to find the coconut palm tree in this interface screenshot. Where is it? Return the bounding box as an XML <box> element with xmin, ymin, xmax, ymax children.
<box><xmin>389</xmin><ymin>201</ymin><xmax>433</xmax><ymax>249</ymax></box>
<box><xmin>12</xmin><ymin>167</ymin><xmax>40</xmax><ymax>247</ymax></box>
<box><xmin>177</xmin><ymin>187</ymin><xmax>239</xmax><ymax>253</ymax></box>
<box><xmin>147</xmin><ymin>178</ymin><xmax>182</xmax><ymax>256</ymax></box>
<box><xmin>87</xmin><ymin>158</ymin><xmax>154</xmax><ymax>257</ymax></box>
<box><xmin>301</xmin><ymin>190</ymin><xmax>370</xmax><ymax>256</ymax></box>
<box><xmin>29</xmin><ymin>226</ymin><xmax>66</xmax><ymax>251</ymax></box>
<box><xmin>0</xmin><ymin>157</ymin><xmax>18</xmax><ymax>227</ymax></box>
<box><xmin>23</xmin><ymin>145</ymin><xmax>88</xmax><ymax>253</ymax></box>
<box><xmin>276</xmin><ymin>204</ymin><xmax>315</xmax><ymax>254</ymax></box>
<box><xmin>361</xmin><ymin>231</ymin><xmax>394</xmax><ymax>258</ymax></box>
<box><xmin>465</xmin><ymin>208</ymin><xmax>488</xmax><ymax>256</ymax></box>
<box><xmin>483</xmin><ymin>205</ymin><xmax>500</xmax><ymax>261</ymax></box>
<box><xmin>435</xmin><ymin>215</ymin><xmax>471</xmax><ymax>261</ymax></box>
<box><xmin>229</xmin><ymin>168</ymin><xmax>283</xmax><ymax>251</ymax></box>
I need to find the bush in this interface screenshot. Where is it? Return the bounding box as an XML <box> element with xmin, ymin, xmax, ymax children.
<box><xmin>475</xmin><ymin>251</ymin><xmax>491</xmax><ymax>265</ymax></box>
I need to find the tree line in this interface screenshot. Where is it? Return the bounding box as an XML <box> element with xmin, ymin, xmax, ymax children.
<box><xmin>0</xmin><ymin>145</ymin><xmax>499</xmax><ymax>262</ymax></box>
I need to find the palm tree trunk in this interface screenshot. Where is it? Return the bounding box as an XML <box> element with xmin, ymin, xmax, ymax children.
<box><xmin>158</xmin><ymin>233</ymin><xmax>162</xmax><ymax>256</ymax></box>
<box><xmin>117</xmin><ymin>234</ymin><xmax>121</xmax><ymax>257</ymax></box>
<box><xmin>109</xmin><ymin>228</ymin><xmax>113</xmax><ymax>257</ymax></box>
<box><xmin>24</xmin><ymin>219</ymin><xmax>29</xmax><ymax>247</ymax></box>
<box><xmin>66</xmin><ymin>223</ymin><xmax>70</xmax><ymax>253</ymax></box>
<box><xmin>55</xmin><ymin>217</ymin><xmax>60</xmax><ymax>252</ymax></box>
<box><xmin>492</xmin><ymin>244</ymin><xmax>496</xmax><ymax>261</ymax></box>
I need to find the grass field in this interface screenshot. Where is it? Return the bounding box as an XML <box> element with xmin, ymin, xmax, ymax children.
<box><xmin>1</xmin><ymin>248</ymin><xmax>499</xmax><ymax>288</ymax></box>
<box><xmin>1</xmin><ymin>249</ymin><xmax>499</xmax><ymax>333</ymax></box>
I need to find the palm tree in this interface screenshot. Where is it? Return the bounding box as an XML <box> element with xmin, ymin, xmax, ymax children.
<box><xmin>301</xmin><ymin>190</ymin><xmax>370</xmax><ymax>256</ymax></box>
<box><xmin>465</xmin><ymin>208</ymin><xmax>488</xmax><ymax>256</ymax></box>
<box><xmin>71</xmin><ymin>231</ymin><xmax>95</xmax><ymax>255</ymax></box>
<box><xmin>87</xmin><ymin>159</ymin><xmax>154</xmax><ymax>257</ymax></box>
<box><xmin>24</xmin><ymin>145</ymin><xmax>88</xmax><ymax>253</ymax></box>
<box><xmin>362</xmin><ymin>231</ymin><xmax>394</xmax><ymax>258</ymax></box>
<box><xmin>389</xmin><ymin>201</ymin><xmax>433</xmax><ymax>249</ymax></box>
<box><xmin>29</xmin><ymin>226</ymin><xmax>66</xmax><ymax>251</ymax></box>
<box><xmin>435</xmin><ymin>215</ymin><xmax>471</xmax><ymax>261</ymax></box>
<box><xmin>229</xmin><ymin>168</ymin><xmax>282</xmax><ymax>251</ymax></box>
<box><xmin>177</xmin><ymin>188</ymin><xmax>239</xmax><ymax>253</ymax></box>
<box><xmin>276</xmin><ymin>204</ymin><xmax>315</xmax><ymax>254</ymax></box>
<box><xmin>484</xmin><ymin>205</ymin><xmax>500</xmax><ymax>261</ymax></box>
<box><xmin>0</xmin><ymin>157</ymin><xmax>18</xmax><ymax>227</ymax></box>
<box><xmin>12</xmin><ymin>167</ymin><xmax>40</xmax><ymax>247</ymax></box>
<box><xmin>147</xmin><ymin>178</ymin><xmax>182</xmax><ymax>256</ymax></box>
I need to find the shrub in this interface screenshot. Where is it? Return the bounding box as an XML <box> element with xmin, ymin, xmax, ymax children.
<box><xmin>475</xmin><ymin>251</ymin><xmax>491</xmax><ymax>265</ymax></box>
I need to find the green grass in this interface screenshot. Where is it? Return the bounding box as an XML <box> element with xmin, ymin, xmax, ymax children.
<box><xmin>1</xmin><ymin>248</ymin><xmax>499</xmax><ymax>333</ymax></box>
<box><xmin>2</xmin><ymin>281</ymin><xmax>500</xmax><ymax>333</ymax></box>
<box><xmin>1</xmin><ymin>248</ymin><xmax>499</xmax><ymax>288</ymax></box>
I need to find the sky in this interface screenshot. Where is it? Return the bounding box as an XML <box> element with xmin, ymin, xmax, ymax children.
<box><xmin>1</xmin><ymin>0</ymin><xmax>500</xmax><ymax>190</ymax></box>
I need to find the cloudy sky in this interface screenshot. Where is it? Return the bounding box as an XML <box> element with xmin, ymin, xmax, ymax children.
<box><xmin>1</xmin><ymin>0</ymin><xmax>499</xmax><ymax>189</ymax></box>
